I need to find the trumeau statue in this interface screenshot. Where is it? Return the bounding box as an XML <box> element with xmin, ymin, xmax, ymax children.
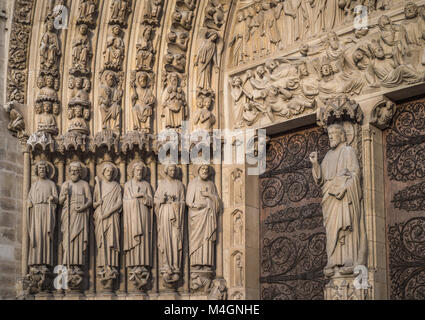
<box><xmin>154</xmin><ymin>164</ymin><xmax>186</xmax><ymax>287</ymax></box>
<box><xmin>123</xmin><ymin>162</ymin><xmax>154</xmax><ymax>290</ymax></box>
<box><xmin>27</xmin><ymin>161</ymin><xmax>58</xmax><ymax>268</ymax></box>
<box><xmin>59</xmin><ymin>162</ymin><xmax>92</xmax><ymax>291</ymax></box>
<box><xmin>94</xmin><ymin>162</ymin><xmax>123</xmax><ymax>290</ymax></box>
<box><xmin>310</xmin><ymin>124</ymin><xmax>367</xmax><ymax>277</ymax></box>
<box><xmin>187</xmin><ymin>165</ymin><xmax>220</xmax><ymax>272</ymax></box>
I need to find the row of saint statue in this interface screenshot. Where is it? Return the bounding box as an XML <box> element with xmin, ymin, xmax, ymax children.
<box><xmin>26</xmin><ymin>161</ymin><xmax>220</xmax><ymax>292</ymax></box>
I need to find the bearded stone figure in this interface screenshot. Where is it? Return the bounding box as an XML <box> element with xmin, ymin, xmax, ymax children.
<box><xmin>59</xmin><ymin>162</ymin><xmax>92</xmax><ymax>292</ymax></box>
<box><xmin>187</xmin><ymin>165</ymin><xmax>220</xmax><ymax>269</ymax></box>
<box><xmin>94</xmin><ymin>162</ymin><xmax>123</xmax><ymax>291</ymax></box>
<box><xmin>187</xmin><ymin>165</ymin><xmax>220</xmax><ymax>292</ymax></box>
<box><xmin>123</xmin><ymin>162</ymin><xmax>154</xmax><ymax>291</ymax></box>
<box><xmin>310</xmin><ymin>124</ymin><xmax>367</xmax><ymax>277</ymax></box>
<box><xmin>26</xmin><ymin>161</ymin><xmax>58</xmax><ymax>292</ymax></box>
<box><xmin>154</xmin><ymin>164</ymin><xmax>186</xmax><ymax>287</ymax></box>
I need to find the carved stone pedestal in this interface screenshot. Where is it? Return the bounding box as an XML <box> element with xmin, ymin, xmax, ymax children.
<box><xmin>63</xmin><ymin>291</ymin><xmax>84</xmax><ymax>300</ymax></box>
<box><xmin>157</xmin><ymin>292</ymin><xmax>181</xmax><ymax>300</ymax></box>
<box><xmin>96</xmin><ymin>292</ymin><xmax>118</xmax><ymax>300</ymax></box>
<box><xmin>126</xmin><ymin>293</ymin><xmax>149</xmax><ymax>300</ymax></box>
<box><xmin>324</xmin><ymin>273</ymin><xmax>371</xmax><ymax>300</ymax></box>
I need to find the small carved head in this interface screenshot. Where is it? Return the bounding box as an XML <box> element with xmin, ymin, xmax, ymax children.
<box><xmin>164</xmin><ymin>164</ymin><xmax>178</xmax><ymax>179</ymax></box>
<box><xmin>378</xmin><ymin>15</ymin><xmax>391</xmax><ymax>30</ymax></box>
<box><xmin>320</xmin><ymin>63</ymin><xmax>333</xmax><ymax>77</ymax></box>
<box><xmin>265</xmin><ymin>59</ymin><xmax>277</xmax><ymax>73</ymax></box>
<box><xmin>79</xmin><ymin>24</ymin><xmax>88</xmax><ymax>35</ymax></box>
<box><xmin>137</xmin><ymin>72</ymin><xmax>149</xmax><ymax>88</ymax></box>
<box><xmin>104</xmin><ymin>71</ymin><xmax>116</xmax><ymax>87</ymax></box>
<box><xmin>46</xmin><ymin>75</ymin><xmax>54</xmax><ymax>88</ymax></box>
<box><xmin>35</xmin><ymin>103</ymin><xmax>43</xmax><ymax>115</ymax></box>
<box><xmin>327</xmin><ymin>31</ymin><xmax>339</xmax><ymax>50</ymax></box>
<box><xmin>143</xmin><ymin>26</ymin><xmax>153</xmax><ymax>39</ymax></box>
<box><xmin>131</xmin><ymin>162</ymin><xmax>146</xmax><ymax>182</ymax></box>
<box><xmin>112</xmin><ymin>25</ymin><xmax>121</xmax><ymax>36</ymax></box>
<box><xmin>297</xmin><ymin>62</ymin><xmax>309</xmax><ymax>77</ymax></box>
<box><xmin>256</xmin><ymin>66</ymin><xmax>266</xmax><ymax>78</ymax></box>
<box><xmin>199</xmin><ymin>164</ymin><xmax>211</xmax><ymax>181</ymax></box>
<box><xmin>405</xmin><ymin>2</ymin><xmax>418</xmax><ymax>19</ymax></box>
<box><xmin>37</xmin><ymin>76</ymin><xmax>45</xmax><ymax>89</ymax></box>
<box><xmin>69</xmin><ymin>162</ymin><xmax>84</xmax><ymax>182</ymax></box>
<box><xmin>35</xmin><ymin>161</ymin><xmax>52</xmax><ymax>179</ymax></box>
<box><xmin>43</xmin><ymin>101</ymin><xmax>53</xmax><ymax>114</ymax></box>
<box><xmin>75</xmin><ymin>77</ymin><xmax>84</xmax><ymax>89</ymax></box>
<box><xmin>369</xmin><ymin>39</ymin><xmax>384</xmax><ymax>59</ymax></box>
<box><xmin>327</xmin><ymin>124</ymin><xmax>347</xmax><ymax>149</ymax></box>
<box><xmin>102</xmin><ymin>163</ymin><xmax>116</xmax><ymax>182</ymax></box>
<box><xmin>53</xmin><ymin>103</ymin><xmax>60</xmax><ymax>116</ymax></box>
<box><xmin>167</xmin><ymin>31</ymin><xmax>177</xmax><ymax>43</ymax></box>
<box><xmin>300</xmin><ymin>44</ymin><xmax>309</xmax><ymax>56</ymax></box>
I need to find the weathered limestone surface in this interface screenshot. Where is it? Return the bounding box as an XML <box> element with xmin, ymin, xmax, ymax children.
<box><xmin>2</xmin><ymin>0</ymin><xmax>425</xmax><ymax>300</ymax></box>
<box><xmin>0</xmin><ymin>0</ymin><xmax>23</xmax><ymax>300</ymax></box>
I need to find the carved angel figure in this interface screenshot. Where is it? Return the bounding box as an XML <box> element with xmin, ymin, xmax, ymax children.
<box><xmin>195</xmin><ymin>30</ymin><xmax>222</xmax><ymax>90</ymax></box>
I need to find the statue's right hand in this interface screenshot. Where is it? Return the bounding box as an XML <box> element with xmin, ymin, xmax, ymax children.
<box><xmin>309</xmin><ymin>152</ymin><xmax>318</xmax><ymax>164</ymax></box>
<box><xmin>27</xmin><ymin>201</ymin><xmax>33</xmax><ymax>209</ymax></box>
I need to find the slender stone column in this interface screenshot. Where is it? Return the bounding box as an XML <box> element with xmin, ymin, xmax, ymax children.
<box><xmin>215</xmin><ymin>164</ymin><xmax>223</xmax><ymax>278</ymax></box>
<box><xmin>149</xmin><ymin>159</ymin><xmax>158</xmax><ymax>295</ymax></box>
<box><xmin>21</xmin><ymin>149</ymin><xmax>31</xmax><ymax>277</ymax></box>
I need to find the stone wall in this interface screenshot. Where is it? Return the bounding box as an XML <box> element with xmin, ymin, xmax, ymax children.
<box><xmin>0</xmin><ymin>0</ymin><xmax>23</xmax><ymax>300</ymax></box>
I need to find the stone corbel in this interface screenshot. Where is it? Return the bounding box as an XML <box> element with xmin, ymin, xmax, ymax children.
<box><xmin>3</xmin><ymin>101</ymin><xmax>29</xmax><ymax>144</ymax></box>
<box><xmin>369</xmin><ymin>98</ymin><xmax>396</xmax><ymax>130</ymax></box>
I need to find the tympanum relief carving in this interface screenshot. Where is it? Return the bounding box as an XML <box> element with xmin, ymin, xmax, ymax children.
<box><xmin>228</xmin><ymin>2</ymin><xmax>425</xmax><ymax>130</ymax></box>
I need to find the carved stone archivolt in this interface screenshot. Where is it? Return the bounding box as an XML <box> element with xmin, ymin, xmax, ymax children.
<box><xmin>226</xmin><ymin>2</ymin><xmax>425</xmax><ymax>130</ymax></box>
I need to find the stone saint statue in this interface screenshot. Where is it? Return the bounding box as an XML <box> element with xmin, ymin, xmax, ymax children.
<box><xmin>59</xmin><ymin>162</ymin><xmax>92</xmax><ymax>290</ymax></box>
<box><xmin>186</xmin><ymin>165</ymin><xmax>220</xmax><ymax>271</ymax></box>
<box><xmin>123</xmin><ymin>162</ymin><xmax>154</xmax><ymax>290</ymax></box>
<box><xmin>94</xmin><ymin>162</ymin><xmax>123</xmax><ymax>289</ymax></box>
<box><xmin>154</xmin><ymin>164</ymin><xmax>186</xmax><ymax>286</ymax></box>
<box><xmin>310</xmin><ymin>124</ymin><xmax>367</xmax><ymax>277</ymax></box>
<box><xmin>27</xmin><ymin>161</ymin><xmax>58</xmax><ymax>268</ymax></box>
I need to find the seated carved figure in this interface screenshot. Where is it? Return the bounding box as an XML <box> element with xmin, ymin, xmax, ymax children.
<box><xmin>367</xmin><ymin>39</ymin><xmax>425</xmax><ymax>88</ymax></box>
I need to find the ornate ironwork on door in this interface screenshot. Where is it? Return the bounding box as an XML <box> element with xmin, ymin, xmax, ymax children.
<box><xmin>384</xmin><ymin>98</ymin><xmax>425</xmax><ymax>300</ymax></box>
<box><xmin>260</xmin><ymin>126</ymin><xmax>329</xmax><ymax>300</ymax></box>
